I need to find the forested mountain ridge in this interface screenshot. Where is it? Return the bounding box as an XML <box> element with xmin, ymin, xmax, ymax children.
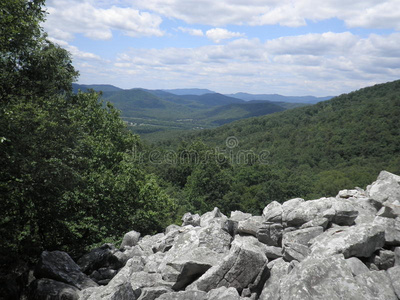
<box><xmin>227</xmin><ymin>92</ymin><xmax>333</xmax><ymax>103</ymax></box>
<box><xmin>151</xmin><ymin>80</ymin><xmax>400</xmax><ymax>216</ymax></box>
<box><xmin>72</xmin><ymin>84</ymin><xmax>303</xmax><ymax>140</ymax></box>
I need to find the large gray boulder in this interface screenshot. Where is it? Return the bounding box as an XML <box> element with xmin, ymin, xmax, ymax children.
<box><xmin>200</xmin><ymin>207</ymin><xmax>227</xmax><ymax>227</ymax></box>
<box><xmin>262</xmin><ymin>201</ymin><xmax>283</xmax><ymax>223</ymax></box>
<box><xmin>282</xmin><ymin>242</ymin><xmax>310</xmax><ymax>262</ymax></box>
<box><xmin>157</xmin><ymin>290</ymin><xmax>207</xmax><ymax>300</ymax></box>
<box><xmin>120</xmin><ymin>230</ymin><xmax>141</xmax><ymax>248</ymax></box>
<box><xmin>34</xmin><ymin>251</ymin><xmax>98</xmax><ymax>290</ymax></box>
<box><xmin>259</xmin><ymin>258</ymin><xmax>290</xmax><ymax>300</ymax></box>
<box><xmin>237</xmin><ymin>216</ymin><xmax>263</xmax><ymax>237</ymax></box>
<box><xmin>29</xmin><ymin>278</ymin><xmax>80</xmax><ymax>300</ymax></box>
<box><xmin>282</xmin><ymin>226</ymin><xmax>323</xmax><ymax>246</ymax></box>
<box><xmin>345</xmin><ymin>257</ymin><xmax>370</xmax><ymax>276</ymax></box>
<box><xmin>283</xmin><ymin>197</ymin><xmax>358</xmax><ymax>227</ymax></box>
<box><xmin>367</xmin><ymin>171</ymin><xmax>400</xmax><ymax>204</ymax></box>
<box><xmin>78</xmin><ymin>244</ymin><xmax>122</xmax><ymax>275</ymax></box>
<box><xmin>374</xmin><ymin>216</ymin><xmax>400</xmax><ymax>246</ymax></box>
<box><xmin>309</xmin><ymin>223</ymin><xmax>385</xmax><ymax>258</ymax></box>
<box><xmin>355</xmin><ymin>270</ymin><xmax>397</xmax><ymax>300</ymax></box>
<box><xmin>257</xmin><ymin>222</ymin><xmax>283</xmax><ymax>246</ymax></box>
<box><xmin>187</xmin><ymin>235</ymin><xmax>268</xmax><ymax>292</ymax></box>
<box><xmin>206</xmin><ymin>286</ymin><xmax>241</xmax><ymax>300</ymax></box>
<box><xmin>182</xmin><ymin>213</ymin><xmax>201</xmax><ymax>227</ymax></box>
<box><xmin>137</xmin><ymin>286</ymin><xmax>172</xmax><ymax>300</ymax></box>
<box><xmin>279</xmin><ymin>255</ymin><xmax>371</xmax><ymax>300</ymax></box>
<box><xmin>387</xmin><ymin>265</ymin><xmax>400</xmax><ymax>298</ymax></box>
<box><xmin>158</xmin><ymin>222</ymin><xmax>231</xmax><ymax>288</ymax></box>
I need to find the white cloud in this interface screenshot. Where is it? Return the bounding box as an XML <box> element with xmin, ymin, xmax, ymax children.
<box><xmin>129</xmin><ymin>0</ymin><xmax>400</xmax><ymax>29</ymax></box>
<box><xmin>75</xmin><ymin>32</ymin><xmax>400</xmax><ymax>95</ymax></box>
<box><xmin>45</xmin><ymin>0</ymin><xmax>163</xmax><ymax>41</ymax></box>
<box><xmin>178</xmin><ymin>27</ymin><xmax>204</xmax><ymax>36</ymax></box>
<box><xmin>205</xmin><ymin>28</ymin><xmax>245</xmax><ymax>43</ymax></box>
<box><xmin>48</xmin><ymin>38</ymin><xmax>103</xmax><ymax>61</ymax></box>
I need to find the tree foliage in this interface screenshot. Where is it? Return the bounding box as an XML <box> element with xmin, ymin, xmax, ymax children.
<box><xmin>0</xmin><ymin>0</ymin><xmax>173</xmax><ymax>261</ymax></box>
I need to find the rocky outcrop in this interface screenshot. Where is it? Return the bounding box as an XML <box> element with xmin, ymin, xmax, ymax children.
<box><xmin>28</xmin><ymin>170</ymin><xmax>400</xmax><ymax>299</ymax></box>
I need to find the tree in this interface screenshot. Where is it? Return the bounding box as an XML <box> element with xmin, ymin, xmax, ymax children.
<box><xmin>0</xmin><ymin>0</ymin><xmax>174</xmax><ymax>260</ymax></box>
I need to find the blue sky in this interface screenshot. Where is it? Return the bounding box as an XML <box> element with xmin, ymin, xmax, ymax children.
<box><xmin>44</xmin><ymin>0</ymin><xmax>400</xmax><ymax>96</ymax></box>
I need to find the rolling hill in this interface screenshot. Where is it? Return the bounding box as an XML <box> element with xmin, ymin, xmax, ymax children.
<box><xmin>227</xmin><ymin>92</ymin><xmax>333</xmax><ymax>104</ymax></box>
<box><xmin>156</xmin><ymin>80</ymin><xmax>400</xmax><ymax>209</ymax></box>
<box><xmin>72</xmin><ymin>84</ymin><xmax>305</xmax><ymax>139</ymax></box>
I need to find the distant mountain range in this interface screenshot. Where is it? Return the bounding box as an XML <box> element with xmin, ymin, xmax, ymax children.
<box><xmin>73</xmin><ymin>84</ymin><xmax>333</xmax><ymax>104</ymax></box>
<box><xmin>226</xmin><ymin>92</ymin><xmax>333</xmax><ymax>104</ymax></box>
<box><xmin>71</xmin><ymin>83</ymin><xmax>328</xmax><ymax>140</ymax></box>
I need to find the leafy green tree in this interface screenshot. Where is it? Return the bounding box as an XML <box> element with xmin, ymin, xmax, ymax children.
<box><xmin>0</xmin><ymin>0</ymin><xmax>174</xmax><ymax>261</ymax></box>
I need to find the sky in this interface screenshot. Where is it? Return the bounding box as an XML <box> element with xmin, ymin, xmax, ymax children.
<box><xmin>44</xmin><ymin>0</ymin><xmax>400</xmax><ymax>96</ymax></box>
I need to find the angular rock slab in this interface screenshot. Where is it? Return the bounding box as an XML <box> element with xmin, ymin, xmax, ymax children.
<box><xmin>387</xmin><ymin>266</ymin><xmax>400</xmax><ymax>299</ymax></box>
<box><xmin>29</xmin><ymin>278</ymin><xmax>80</xmax><ymax>300</ymax></box>
<box><xmin>120</xmin><ymin>230</ymin><xmax>141</xmax><ymax>248</ymax></box>
<box><xmin>279</xmin><ymin>255</ymin><xmax>372</xmax><ymax>300</ymax></box>
<box><xmin>188</xmin><ymin>235</ymin><xmax>268</xmax><ymax>292</ymax></box>
<box><xmin>356</xmin><ymin>270</ymin><xmax>397</xmax><ymax>300</ymax></box>
<box><xmin>158</xmin><ymin>222</ymin><xmax>231</xmax><ymax>288</ymax></box>
<box><xmin>284</xmin><ymin>197</ymin><xmax>358</xmax><ymax>227</ymax></box>
<box><xmin>367</xmin><ymin>171</ymin><xmax>400</xmax><ymax>204</ymax></box>
<box><xmin>309</xmin><ymin>223</ymin><xmax>385</xmax><ymax>258</ymax></box>
<box><xmin>374</xmin><ymin>216</ymin><xmax>400</xmax><ymax>246</ymax></box>
<box><xmin>157</xmin><ymin>290</ymin><xmax>207</xmax><ymax>300</ymax></box>
<box><xmin>206</xmin><ymin>286</ymin><xmax>241</xmax><ymax>300</ymax></box>
<box><xmin>259</xmin><ymin>258</ymin><xmax>290</xmax><ymax>300</ymax></box>
<box><xmin>282</xmin><ymin>226</ymin><xmax>323</xmax><ymax>246</ymax></box>
<box><xmin>34</xmin><ymin>251</ymin><xmax>98</xmax><ymax>290</ymax></box>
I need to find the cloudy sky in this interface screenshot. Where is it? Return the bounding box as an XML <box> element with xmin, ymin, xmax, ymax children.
<box><xmin>44</xmin><ymin>0</ymin><xmax>400</xmax><ymax>96</ymax></box>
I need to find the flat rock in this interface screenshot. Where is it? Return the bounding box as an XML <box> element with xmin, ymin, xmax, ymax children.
<box><xmin>187</xmin><ymin>235</ymin><xmax>267</xmax><ymax>292</ymax></box>
<box><xmin>309</xmin><ymin>224</ymin><xmax>385</xmax><ymax>258</ymax></box>
<box><xmin>282</xmin><ymin>226</ymin><xmax>323</xmax><ymax>246</ymax></box>
<box><xmin>157</xmin><ymin>290</ymin><xmax>207</xmax><ymax>300</ymax></box>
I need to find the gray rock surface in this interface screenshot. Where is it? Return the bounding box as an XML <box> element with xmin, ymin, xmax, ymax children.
<box><xmin>29</xmin><ymin>278</ymin><xmax>80</xmax><ymax>300</ymax></box>
<box><xmin>120</xmin><ymin>230</ymin><xmax>141</xmax><ymax>248</ymax></box>
<box><xmin>367</xmin><ymin>171</ymin><xmax>400</xmax><ymax>204</ymax></box>
<box><xmin>188</xmin><ymin>235</ymin><xmax>267</xmax><ymax>292</ymax></box>
<box><xmin>259</xmin><ymin>258</ymin><xmax>290</xmax><ymax>300</ymax></box>
<box><xmin>31</xmin><ymin>171</ymin><xmax>400</xmax><ymax>300</ymax></box>
<box><xmin>279</xmin><ymin>255</ymin><xmax>370</xmax><ymax>300</ymax></box>
<box><xmin>157</xmin><ymin>290</ymin><xmax>207</xmax><ymax>300</ymax></box>
<box><xmin>309</xmin><ymin>224</ymin><xmax>385</xmax><ymax>258</ymax></box>
<box><xmin>355</xmin><ymin>270</ymin><xmax>397</xmax><ymax>300</ymax></box>
<box><xmin>282</xmin><ymin>226</ymin><xmax>323</xmax><ymax>246</ymax></box>
<box><xmin>374</xmin><ymin>216</ymin><xmax>400</xmax><ymax>246</ymax></box>
<box><xmin>387</xmin><ymin>265</ymin><xmax>400</xmax><ymax>298</ymax></box>
<box><xmin>257</xmin><ymin>222</ymin><xmax>283</xmax><ymax>246</ymax></box>
<box><xmin>182</xmin><ymin>212</ymin><xmax>201</xmax><ymax>227</ymax></box>
<box><xmin>345</xmin><ymin>257</ymin><xmax>370</xmax><ymax>276</ymax></box>
<box><xmin>34</xmin><ymin>251</ymin><xmax>98</xmax><ymax>290</ymax></box>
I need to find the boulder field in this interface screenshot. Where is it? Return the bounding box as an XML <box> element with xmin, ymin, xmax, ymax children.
<box><xmin>29</xmin><ymin>171</ymin><xmax>400</xmax><ymax>300</ymax></box>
